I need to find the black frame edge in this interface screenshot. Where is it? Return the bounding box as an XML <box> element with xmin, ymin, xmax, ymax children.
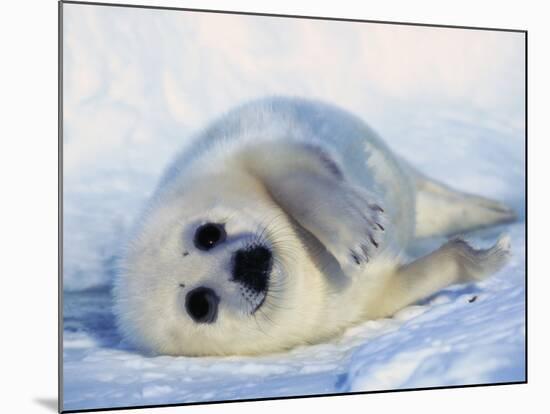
<box><xmin>57</xmin><ymin>1</ymin><xmax>529</xmax><ymax>413</ymax></box>
<box><xmin>58</xmin><ymin>0</ymin><xmax>64</xmax><ymax>413</ymax></box>
<box><xmin>61</xmin><ymin>381</ymin><xmax>527</xmax><ymax>413</ymax></box>
<box><xmin>60</xmin><ymin>0</ymin><xmax>527</xmax><ymax>33</ymax></box>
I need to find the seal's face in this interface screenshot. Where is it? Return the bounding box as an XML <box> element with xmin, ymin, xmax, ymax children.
<box><xmin>115</xmin><ymin>172</ymin><xmax>312</xmax><ymax>356</ymax></box>
<box><xmin>185</xmin><ymin>221</ymin><xmax>273</xmax><ymax>323</ymax></box>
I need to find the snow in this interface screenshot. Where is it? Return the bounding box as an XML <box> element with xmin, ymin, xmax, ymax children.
<box><xmin>62</xmin><ymin>3</ymin><xmax>525</xmax><ymax>412</ymax></box>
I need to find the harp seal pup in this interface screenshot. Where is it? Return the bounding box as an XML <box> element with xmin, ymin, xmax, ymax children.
<box><xmin>115</xmin><ymin>97</ymin><xmax>516</xmax><ymax>356</ymax></box>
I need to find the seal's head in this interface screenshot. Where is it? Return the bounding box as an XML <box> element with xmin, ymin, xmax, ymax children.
<box><xmin>115</xmin><ymin>141</ymin><xmax>387</xmax><ymax>356</ymax></box>
<box><xmin>114</xmin><ymin>170</ymin><xmax>322</xmax><ymax>356</ymax></box>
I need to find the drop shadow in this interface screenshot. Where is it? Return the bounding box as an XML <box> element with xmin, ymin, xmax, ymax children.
<box><xmin>34</xmin><ymin>398</ymin><xmax>58</xmax><ymax>412</ymax></box>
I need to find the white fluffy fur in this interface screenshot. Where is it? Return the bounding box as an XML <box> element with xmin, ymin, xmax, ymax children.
<box><xmin>114</xmin><ymin>97</ymin><xmax>515</xmax><ymax>356</ymax></box>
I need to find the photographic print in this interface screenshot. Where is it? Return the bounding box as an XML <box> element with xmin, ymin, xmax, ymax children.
<box><xmin>60</xmin><ymin>1</ymin><xmax>526</xmax><ymax>412</ymax></box>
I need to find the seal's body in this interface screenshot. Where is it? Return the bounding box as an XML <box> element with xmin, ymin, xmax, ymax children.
<box><xmin>115</xmin><ymin>97</ymin><xmax>515</xmax><ymax>356</ymax></box>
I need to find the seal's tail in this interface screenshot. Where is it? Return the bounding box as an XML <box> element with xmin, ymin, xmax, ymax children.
<box><xmin>413</xmin><ymin>173</ymin><xmax>517</xmax><ymax>239</ymax></box>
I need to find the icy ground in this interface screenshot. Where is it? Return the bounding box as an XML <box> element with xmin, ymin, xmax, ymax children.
<box><xmin>63</xmin><ymin>222</ymin><xmax>525</xmax><ymax>411</ymax></box>
<box><xmin>62</xmin><ymin>4</ymin><xmax>525</xmax><ymax>412</ymax></box>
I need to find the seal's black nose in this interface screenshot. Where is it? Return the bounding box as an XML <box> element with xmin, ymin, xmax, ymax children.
<box><xmin>232</xmin><ymin>245</ymin><xmax>272</xmax><ymax>293</ymax></box>
<box><xmin>185</xmin><ymin>287</ymin><xmax>219</xmax><ymax>323</ymax></box>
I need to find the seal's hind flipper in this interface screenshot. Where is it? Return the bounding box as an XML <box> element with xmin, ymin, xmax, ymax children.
<box><xmin>414</xmin><ymin>174</ymin><xmax>517</xmax><ymax>239</ymax></box>
<box><xmin>373</xmin><ymin>235</ymin><xmax>511</xmax><ymax>317</ymax></box>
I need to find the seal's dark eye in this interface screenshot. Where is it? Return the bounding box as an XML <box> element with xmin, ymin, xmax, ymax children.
<box><xmin>194</xmin><ymin>223</ymin><xmax>226</xmax><ymax>251</ymax></box>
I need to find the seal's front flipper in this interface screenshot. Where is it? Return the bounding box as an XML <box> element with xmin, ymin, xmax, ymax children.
<box><xmin>242</xmin><ymin>142</ymin><xmax>387</xmax><ymax>276</ymax></box>
<box><xmin>269</xmin><ymin>174</ymin><xmax>387</xmax><ymax>275</ymax></box>
<box><xmin>414</xmin><ymin>174</ymin><xmax>517</xmax><ymax>239</ymax></box>
<box><xmin>374</xmin><ymin>235</ymin><xmax>511</xmax><ymax>317</ymax></box>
